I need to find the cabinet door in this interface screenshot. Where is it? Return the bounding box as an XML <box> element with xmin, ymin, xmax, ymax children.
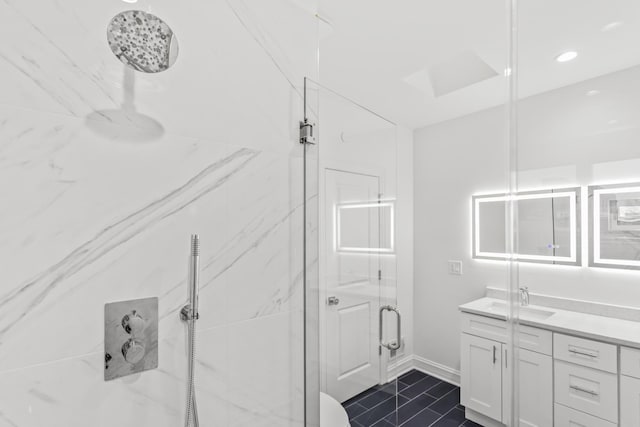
<box><xmin>461</xmin><ymin>333</ymin><xmax>502</xmax><ymax>421</ymax></box>
<box><xmin>621</xmin><ymin>375</ymin><xmax>640</xmax><ymax>427</ymax></box>
<box><xmin>502</xmin><ymin>345</ymin><xmax>511</xmax><ymax>425</ymax></box>
<box><xmin>502</xmin><ymin>347</ymin><xmax>552</xmax><ymax>427</ymax></box>
<box><xmin>517</xmin><ymin>348</ymin><xmax>552</xmax><ymax>427</ymax></box>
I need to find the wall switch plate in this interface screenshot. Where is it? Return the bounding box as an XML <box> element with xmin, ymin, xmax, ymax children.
<box><xmin>104</xmin><ymin>297</ymin><xmax>158</xmax><ymax>381</ymax></box>
<box><xmin>448</xmin><ymin>260</ymin><xmax>463</xmax><ymax>275</ymax></box>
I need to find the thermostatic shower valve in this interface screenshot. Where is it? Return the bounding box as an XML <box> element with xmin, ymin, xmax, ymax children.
<box><xmin>104</xmin><ymin>297</ymin><xmax>158</xmax><ymax>381</ymax></box>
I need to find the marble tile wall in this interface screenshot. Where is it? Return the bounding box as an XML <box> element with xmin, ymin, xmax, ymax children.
<box><xmin>0</xmin><ymin>0</ymin><xmax>318</xmax><ymax>426</ymax></box>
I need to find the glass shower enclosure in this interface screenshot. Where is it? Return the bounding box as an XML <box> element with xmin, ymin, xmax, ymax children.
<box><xmin>304</xmin><ymin>80</ymin><xmax>401</xmax><ymax>426</ymax></box>
<box><xmin>510</xmin><ymin>1</ymin><xmax>640</xmax><ymax>426</ymax></box>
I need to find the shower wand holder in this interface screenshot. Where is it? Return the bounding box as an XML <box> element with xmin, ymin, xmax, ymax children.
<box><xmin>180</xmin><ymin>304</ymin><xmax>199</xmax><ymax>321</ymax></box>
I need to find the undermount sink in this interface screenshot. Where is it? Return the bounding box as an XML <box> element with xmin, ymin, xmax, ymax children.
<box><xmin>520</xmin><ymin>306</ymin><xmax>555</xmax><ymax>320</ymax></box>
<box><xmin>486</xmin><ymin>301</ymin><xmax>554</xmax><ymax>321</ymax></box>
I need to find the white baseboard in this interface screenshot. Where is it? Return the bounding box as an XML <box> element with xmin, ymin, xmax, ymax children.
<box><xmin>387</xmin><ymin>354</ymin><xmax>460</xmax><ymax>386</ymax></box>
<box><xmin>465</xmin><ymin>408</ymin><xmax>506</xmax><ymax>427</ymax></box>
<box><xmin>387</xmin><ymin>354</ymin><xmax>414</xmax><ymax>381</ymax></box>
<box><xmin>411</xmin><ymin>355</ymin><xmax>461</xmax><ymax>386</ymax></box>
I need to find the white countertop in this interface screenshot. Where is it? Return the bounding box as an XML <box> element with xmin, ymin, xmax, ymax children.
<box><xmin>460</xmin><ymin>297</ymin><xmax>640</xmax><ymax>349</ymax></box>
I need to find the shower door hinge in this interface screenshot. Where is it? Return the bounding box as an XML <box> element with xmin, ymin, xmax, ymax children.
<box><xmin>299</xmin><ymin>120</ymin><xmax>316</xmax><ymax>145</ymax></box>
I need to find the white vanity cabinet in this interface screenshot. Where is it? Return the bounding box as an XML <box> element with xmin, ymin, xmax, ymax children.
<box><xmin>460</xmin><ymin>313</ymin><xmax>553</xmax><ymax>427</ymax></box>
<box><xmin>555</xmin><ymin>404</ymin><xmax>616</xmax><ymax>427</ymax></box>
<box><xmin>619</xmin><ymin>376</ymin><xmax>640</xmax><ymax>427</ymax></box>
<box><xmin>512</xmin><ymin>348</ymin><xmax>553</xmax><ymax>427</ymax></box>
<box><xmin>620</xmin><ymin>347</ymin><xmax>640</xmax><ymax>427</ymax></box>
<box><xmin>554</xmin><ymin>360</ymin><xmax>618</xmax><ymax>423</ymax></box>
<box><xmin>461</xmin><ymin>333</ymin><xmax>503</xmax><ymax>421</ymax></box>
<box><xmin>553</xmin><ymin>333</ymin><xmax>619</xmax><ymax>425</ymax></box>
<box><xmin>460</xmin><ymin>299</ymin><xmax>640</xmax><ymax>426</ymax></box>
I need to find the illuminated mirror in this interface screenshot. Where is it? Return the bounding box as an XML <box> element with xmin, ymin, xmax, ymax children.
<box><xmin>473</xmin><ymin>188</ymin><xmax>581</xmax><ymax>265</ymax></box>
<box><xmin>590</xmin><ymin>183</ymin><xmax>640</xmax><ymax>269</ymax></box>
<box><xmin>335</xmin><ymin>201</ymin><xmax>394</xmax><ymax>253</ymax></box>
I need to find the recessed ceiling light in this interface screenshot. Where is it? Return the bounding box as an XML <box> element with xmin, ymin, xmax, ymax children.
<box><xmin>122</xmin><ymin>0</ymin><xmax>138</xmax><ymax>3</ymax></box>
<box><xmin>586</xmin><ymin>90</ymin><xmax>600</xmax><ymax>97</ymax></box>
<box><xmin>601</xmin><ymin>21</ymin><xmax>623</xmax><ymax>32</ymax></box>
<box><xmin>556</xmin><ymin>51</ymin><xmax>578</xmax><ymax>63</ymax></box>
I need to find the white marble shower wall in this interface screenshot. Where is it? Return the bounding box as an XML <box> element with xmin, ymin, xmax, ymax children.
<box><xmin>0</xmin><ymin>0</ymin><xmax>318</xmax><ymax>426</ymax></box>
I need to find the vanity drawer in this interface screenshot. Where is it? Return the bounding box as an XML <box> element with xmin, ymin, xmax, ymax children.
<box><xmin>555</xmin><ymin>403</ymin><xmax>617</xmax><ymax>427</ymax></box>
<box><xmin>621</xmin><ymin>346</ymin><xmax>640</xmax><ymax>379</ymax></box>
<box><xmin>554</xmin><ymin>360</ymin><xmax>618</xmax><ymax>423</ymax></box>
<box><xmin>460</xmin><ymin>313</ymin><xmax>507</xmax><ymax>343</ymax></box>
<box><xmin>553</xmin><ymin>333</ymin><xmax>617</xmax><ymax>373</ymax></box>
<box><xmin>519</xmin><ymin>325</ymin><xmax>552</xmax><ymax>356</ymax></box>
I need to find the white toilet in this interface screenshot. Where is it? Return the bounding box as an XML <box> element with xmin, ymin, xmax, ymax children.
<box><xmin>320</xmin><ymin>392</ymin><xmax>351</xmax><ymax>427</ymax></box>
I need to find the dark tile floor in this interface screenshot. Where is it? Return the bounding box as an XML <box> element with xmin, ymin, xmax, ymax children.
<box><xmin>341</xmin><ymin>370</ymin><xmax>482</xmax><ymax>427</ymax></box>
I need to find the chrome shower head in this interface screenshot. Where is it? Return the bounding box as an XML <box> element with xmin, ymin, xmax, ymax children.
<box><xmin>107</xmin><ymin>10</ymin><xmax>179</xmax><ymax>73</ymax></box>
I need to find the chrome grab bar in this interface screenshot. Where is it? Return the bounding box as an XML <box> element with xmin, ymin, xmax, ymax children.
<box><xmin>379</xmin><ymin>305</ymin><xmax>401</xmax><ymax>351</ymax></box>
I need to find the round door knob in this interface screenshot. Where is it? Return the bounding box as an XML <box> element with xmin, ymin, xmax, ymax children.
<box><xmin>122</xmin><ymin>311</ymin><xmax>146</xmax><ymax>335</ymax></box>
<box><xmin>122</xmin><ymin>338</ymin><xmax>146</xmax><ymax>364</ymax></box>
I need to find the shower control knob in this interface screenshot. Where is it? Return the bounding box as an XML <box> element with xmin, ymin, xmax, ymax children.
<box><xmin>122</xmin><ymin>338</ymin><xmax>146</xmax><ymax>364</ymax></box>
<box><xmin>122</xmin><ymin>311</ymin><xmax>146</xmax><ymax>335</ymax></box>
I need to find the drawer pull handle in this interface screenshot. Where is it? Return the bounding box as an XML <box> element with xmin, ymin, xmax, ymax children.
<box><xmin>493</xmin><ymin>345</ymin><xmax>497</xmax><ymax>364</ymax></box>
<box><xmin>569</xmin><ymin>385</ymin><xmax>598</xmax><ymax>396</ymax></box>
<box><xmin>568</xmin><ymin>348</ymin><xmax>597</xmax><ymax>358</ymax></box>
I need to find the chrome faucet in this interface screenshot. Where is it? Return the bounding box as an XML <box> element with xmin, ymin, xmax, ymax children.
<box><xmin>519</xmin><ymin>286</ymin><xmax>530</xmax><ymax>307</ymax></box>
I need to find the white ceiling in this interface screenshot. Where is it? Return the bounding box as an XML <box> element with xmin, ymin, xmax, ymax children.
<box><xmin>317</xmin><ymin>0</ymin><xmax>640</xmax><ymax>130</ymax></box>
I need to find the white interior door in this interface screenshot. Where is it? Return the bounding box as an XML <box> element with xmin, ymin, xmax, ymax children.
<box><xmin>324</xmin><ymin>168</ymin><xmax>382</xmax><ymax>403</ymax></box>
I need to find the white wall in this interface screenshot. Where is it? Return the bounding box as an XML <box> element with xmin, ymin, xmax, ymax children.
<box><xmin>413</xmin><ymin>65</ymin><xmax>640</xmax><ymax>375</ymax></box>
<box><xmin>0</xmin><ymin>1</ymin><xmax>318</xmax><ymax>426</ymax></box>
<box><xmin>413</xmin><ymin>102</ymin><xmax>509</xmax><ymax>377</ymax></box>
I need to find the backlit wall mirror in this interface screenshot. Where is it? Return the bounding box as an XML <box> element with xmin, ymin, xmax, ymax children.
<box><xmin>335</xmin><ymin>201</ymin><xmax>395</xmax><ymax>253</ymax></box>
<box><xmin>473</xmin><ymin>188</ymin><xmax>581</xmax><ymax>265</ymax></box>
<box><xmin>589</xmin><ymin>183</ymin><xmax>640</xmax><ymax>270</ymax></box>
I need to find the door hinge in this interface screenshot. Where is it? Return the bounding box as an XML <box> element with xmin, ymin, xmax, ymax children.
<box><xmin>379</xmin><ymin>345</ymin><xmax>382</xmax><ymax>356</ymax></box>
<box><xmin>299</xmin><ymin>120</ymin><xmax>316</xmax><ymax>145</ymax></box>
<box><xmin>378</xmin><ymin>270</ymin><xmax>382</xmax><ymax>281</ymax></box>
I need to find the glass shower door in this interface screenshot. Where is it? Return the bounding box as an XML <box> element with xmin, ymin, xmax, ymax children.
<box><xmin>510</xmin><ymin>1</ymin><xmax>640</xmax><ymax>426</ymax></box>
<box><xmin>304</xmin><ymin>79</ymin><xmax>400</xmax><ymax>426</ymax></box>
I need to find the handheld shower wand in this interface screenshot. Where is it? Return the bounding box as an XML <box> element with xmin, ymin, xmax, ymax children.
<box><xmin>182</xmin><ymin>235</ymin><xmax>200</xmax><ymax>321</ymax></box>
<box><xmin>181</xmin><ymin>234</ymin><xmax>200</xmax><ymax>427</ymax></box>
